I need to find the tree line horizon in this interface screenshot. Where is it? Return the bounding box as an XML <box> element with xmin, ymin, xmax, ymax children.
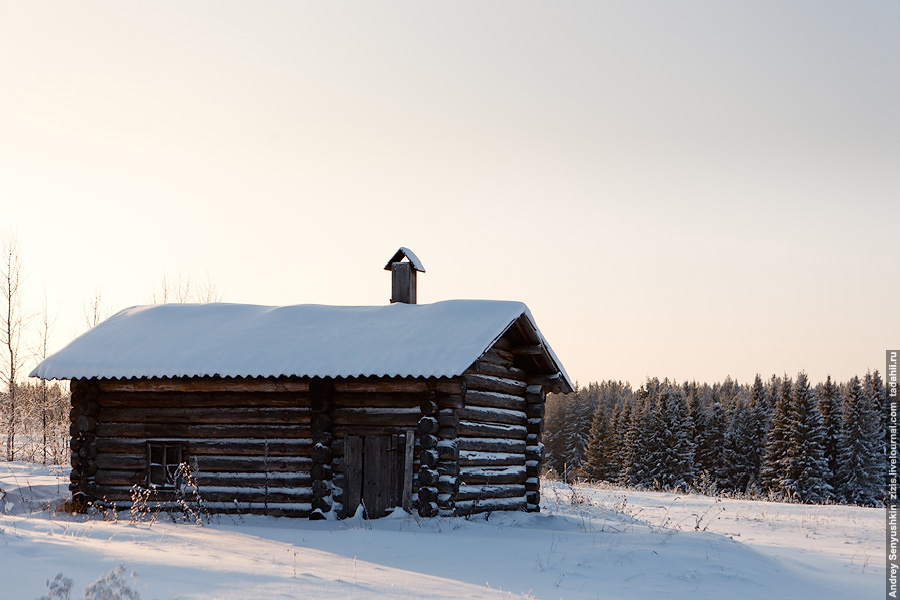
<box><xmin>544</xmin><ymin>371</ymin><xmax>885</xmax><ymax>506</ymax></box>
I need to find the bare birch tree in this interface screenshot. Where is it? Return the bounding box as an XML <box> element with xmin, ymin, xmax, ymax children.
<box><xmin>38</xmin><ymin>290</ymin><xmax>57</xmax><ymax>463</ymax></box>
<box><xmin>1</xmin><ymin>231</ymin><xmax>28</xmax><ymax>460</ymax></box>
<box><xmin>152</xmin><ymin>271</ymin><xmax>223</xmax><ymax>304</ymax></box>
<box><xmin>83</xmin><ymin>288</ymin><xmax>110</xmax><ymax>329</ymax></box>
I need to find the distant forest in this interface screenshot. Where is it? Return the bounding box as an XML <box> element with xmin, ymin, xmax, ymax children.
<box><xmin>544</xmin><ymin>372</ymin><xmax>886</xmax><ymax>506</ymax></box>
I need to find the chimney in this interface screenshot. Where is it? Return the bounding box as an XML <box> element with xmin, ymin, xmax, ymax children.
<box><xmin>384</xmin><ymin>247</ymin><xmax>425</xmax><ymax>304</ymax></box>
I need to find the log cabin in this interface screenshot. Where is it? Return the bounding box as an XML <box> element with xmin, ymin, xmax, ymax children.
<box><xmin>31</xmin><ymin>248</ymin><xmax>573</xmax><ymax>519</ymax></box>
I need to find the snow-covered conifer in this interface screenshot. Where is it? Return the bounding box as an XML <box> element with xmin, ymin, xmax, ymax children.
<box><xmin>836</xmin><ymin>376</ymin><xmax>882</xmax><ymax>505</ymax></box>
<box><xmin>784</xmin><ymin>372</ymin><xmax>832</xmax><ymax>503</ymax></box>
<box><xmin>816</xmin><ymin>375</ymin><xmax>842</xmax><ymax>490</ymax></box>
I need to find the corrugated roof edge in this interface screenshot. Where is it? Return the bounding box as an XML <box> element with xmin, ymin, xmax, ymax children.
<box><xmin>29</xmin><ymin>299</ymin><xmax>572</xmax><ymax>390</ymax></box>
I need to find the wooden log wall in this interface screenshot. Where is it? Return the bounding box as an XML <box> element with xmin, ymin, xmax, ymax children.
<box><xmin>82</xmin><ymin>377</ymin><xmax>315</xmax><ymax>517</ymax></box>
<box><xmin>455</xmin><ymin>339</ymin><xmax>536</xmax><ymax>516</ymax></box>
<box><xmin>67</xmin><ymin>368</ymin><xmax>547</xmax><ymax>519</ymax></box>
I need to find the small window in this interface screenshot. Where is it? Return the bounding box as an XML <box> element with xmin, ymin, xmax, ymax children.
<box><xmin>147</xmin><ymin>443</ymin><xmax>184</xmax><ymax>487</ymax></box>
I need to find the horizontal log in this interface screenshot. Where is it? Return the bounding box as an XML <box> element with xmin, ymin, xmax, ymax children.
<box><xmin>333</xmin><ymin>394</ymin><xmax>422</xmax><ymax>409</ymax></box>
<box><xmin>512</xmin><ymin>344</ymin><xmax>543</xmax><ymax>356</ymax></box>
<box><xmin>459</xmin><ymin>451</ymin><xmax>526</xmax><ymax>467</ymax></box>
<box><xmin>456</xmin><ymin>484</ymin><xmax>526</xmax><ymax>502</ymax></box>
<box><xmin>464</xmin><ymin>374</ymin><xmax>527</xmax><ymax>396</ymax></box>
<box><xmin>454</xmin><ymin>497</ymin><xmax>527</xmax><ymax>516</ymax></box>
<box><xmin>477</xmin><ymin>348</ymin><xmax>515</xmax><ymax>367</ymax></box>
<box><xmin>332</xmin><ymin>424</ymin><xmax>418</xmax><ymax>437</ymax></box>
<box><xmin>98</xmin><ymin>499</ymin><xmax>313</xmax><ymax>517</ymax></box>
<box><xmin>333</xmin><ymin>378</ymin><xmax>463</xmax><ymax>395</ymax></box>
<box><xmin>99</xmin><ymin>391</ymin><xmax>311</xmax><ymax>408</ymax></box>
<box><xmin>458</xmin><ymin>406</ymin><xmax>527</xmax><ymax>427</ymax></box>
<box><xmin>96</xmin><ymin>423</ymin><xmax>312</xmax><ymax>439</ymax></box>
<box><xmin>464</xmin><ymin>390</ymin><xmax>525</xmax><ymax>412</ymax></box>
<box><xmin>100</xmin><ymin>407</ymin><xmax>311</xmax><ymax>425</ymax></box>
<box><xmin>96</xmin><ymin>438</ymin><xmax>312</xmax><ymax>457</ymax></box>
<box><xmin>332</xmin><ymin>407</ymin><xmax>421</xmax><ymax>427</ymax></box>
<box><xmin>95</xmin><ymin>469</ymin><xmax>145</xmax><ymax>486</ymax></box>
<box><xmin>96</xmin><ymin>454</ymin><xmax>312</xmax><ymax>484</ymax></box>
<box><xmin>193</xmin><ymin>456</ymin><xmax>312</xmax><ymax>472</ymax></box>
<box><xmin>459</xmin><ymin>465</ymin><xmax>527</xmax><ymax>485</ymax></box>
<box><xmin>99</xmin><ymin>378</ymin><xmax>312</xmax><ymax>394</ymax></box>
<box><xmin>468</xmin><ymin>360</ymin><xmax>526</xmax><ymax>381</ymax></box>
<box><xmin>458</xmin><ymin>421</ymin><xmax>527</xmax><ymax>440</ymax></box>
<box><xmin>195</xmin><ymin>472</ymin><xmax>312</xmax><ymax>487</ymax></box>
<box><xmin>457</xmin><ymin>437</ymin><xmax>526</xmax><ymax>454</ymax></box>
<box><xmin>91</xmin><ymin>485</ymin><xmax>312</xmax><ymax>504</ymax></box>
<box><xmin>526</xmin><ymin>376</ymin><xmax>565</xmax><ymax>394</ymax></box>
<box><xmin>95</xmin><ymin>454</ymin><xmax>146</xmax><ymax>470</ymax></box>
<box><xmin>436</xmin><ymin>395</ymin><xmax>465</xmax><ymax>410</ymax></box>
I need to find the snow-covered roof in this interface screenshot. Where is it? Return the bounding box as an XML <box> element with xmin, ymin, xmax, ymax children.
<box><xmin>30</xmin><ymin>300</ymin><xmax>572</xmax><ymax>388</ymax></box>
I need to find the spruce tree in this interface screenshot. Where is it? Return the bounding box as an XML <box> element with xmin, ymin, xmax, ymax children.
<box><xmin>745</xmin><ymin>374</ymin><xmax>771</xmax><ymax>491</ymax></box>
<box><xmin>816</xmin><ymin>375</ymin><xmax>843</xmax><ymax>491</ymax></box>
<box><xmin>651</xmin><ymin>384</ymin><xmax>696</xmax><ymax>490</ymax></box>
<box><xmin>584</xmin><ymin>403</ymin><xmax>615</xmax><ymax>481</ymax></box>
<box><xmin>865</xmin><ymin>370</ymin><xmax>888</xmax><ymax>433</ymax></box>
<box><xmin>562</xmin><ymin>383</ymin><xmax>601</xmax><ymax>477</ymax></box>
<box><xmin>723</xmin><ymin>400</ymin><xmax>755</xmax><ymax>491</ymax></box>
<box><xmin>762</xmin><ymin>375</ymin><xmax>792</xmax><ymax>495</ymax></box>
<box><xmin>784</xmin><ymin>372</ymin><xmax>832</xmax><ymax>502</ymax></box>
<box><xmin>695</xmin><ymin>401</ymin><xmax>728</xmax><ymax>486</ymax></box>
<box><xmin>542</xmin><ymin>392</ymin><xmax>570</xmax><ymax>475</ymax></box>
<box><xmin>836</xmin><ymin>376</ymin><xmax>882</xmax><ymax>505</ymax></box>
<box><xmin>625</xmin><ymin>394</ymin><xmax>654</xmax><ymax>487</ymax></box>
<box><xmin>615</xmin><ymin>400</ymin><xmax>634</xmax><ymax>485</ymax></box>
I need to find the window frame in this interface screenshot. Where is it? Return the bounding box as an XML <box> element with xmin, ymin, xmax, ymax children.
<box><xmin>146</xmin><ymin>442</ymin><xmax>186</xmax><ymax>488</ymax></box>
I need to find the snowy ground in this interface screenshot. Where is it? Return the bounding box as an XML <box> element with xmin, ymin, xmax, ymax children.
<box><xmin>0</xmin><ymin>462</ymin><xmax>884</xmax><ymax>599</ymax></box>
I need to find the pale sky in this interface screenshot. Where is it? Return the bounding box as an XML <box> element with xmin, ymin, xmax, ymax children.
<box><xmin>2</xmin><ymin>1</ymin><xmax>898</xmax><ymax>387</ymax></box>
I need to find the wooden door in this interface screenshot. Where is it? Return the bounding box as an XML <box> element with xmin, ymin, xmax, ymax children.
<box><xmin>344</xmin><ymin>433</ymin><xmax>410</xmax><ymax>518</ymax></box>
